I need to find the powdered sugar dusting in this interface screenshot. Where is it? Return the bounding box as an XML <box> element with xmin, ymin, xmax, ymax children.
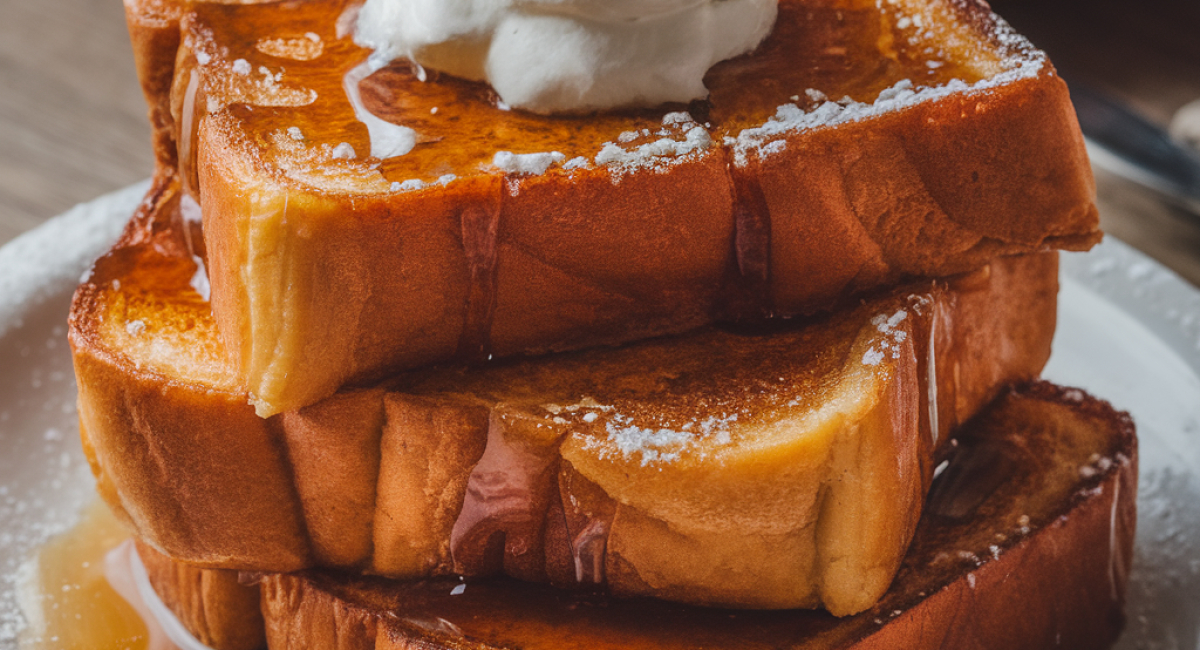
<box><xmin>255</xmin><ymin>33</ymin><xmax>325</xmax><ymax>62</ymax></box>
<box><xmin>493</xmin><ymin>151</ymin><xmax>566</xmax><ymax>176</ymax></box>
<box><xmin>731</xmin><ymin>45</ymin><xmax>1045</xmax><ymax>166</ymax></box>
<box><xmin>0</xmin><ymin>183</ymin><xmax>143</xmax><ymax>340</ymax></box>
<box><xmin>577</xmin><ymin>408</ymin><xmax>739</xmax><ymax>467</ymax></box>
<box><xmin>388</xmin><ymin>174</ymin><xmax>456</xmax><ymax>193</ymax></box>
<box><xmin>861</xmin><ymin>309</ymin><xmax>909</xmax><ymax>366</ymax></box>
<box><xmin>562</xmin><ymin>156</ymin><xmax>591</xmax><ymax>171</ymax></box>
<box><xmin>593</xmin><ymin>112</ymin><xmax>713</xmax><ymax>177</ymax></box>
<box><xmin>266</xmin><ymin>129</ymin><xmax>393</xmax><ymax>193</ymax></box>
<box><xmin>1079</xmin><ymin>453</ymin><xmax>1114</xmax><ymax>479</ymax></box>
<box><xmin>602</xmin><ymin>420</ymin><xmax>692</xmax><ymax>466</ymax></box>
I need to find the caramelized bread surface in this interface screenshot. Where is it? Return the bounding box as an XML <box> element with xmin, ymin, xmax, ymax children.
<box><xmin>134</xmin><ymin>539</ymin><xmax>264</xmax><ymax>650</ymax></box>
<box><xmin>125</xmin><ymin>0</ymin><xmax>1098</xmax><ymax>415</ymax></box>
<box><xmin>71</xmin><ymin>179</ymin><xmax>1058</xmax><ymax>614</ymax></box>
<box><xmin>135</xmin><ymin>383</ymin><xmax>1136</xmax><ymax>650</ymax></box>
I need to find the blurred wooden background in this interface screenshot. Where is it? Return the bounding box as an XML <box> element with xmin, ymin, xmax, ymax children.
<box><xmin>997</xmin><ymin>0</ymin><xmax>1200</xmax><ymax>286</ymax></box>
<box><xmin>0</xmin><ymin>0</ymin><xmax>1197</xmax><ymax>285</ymax></box>
<box><xmin>0</xmin><ymin>0</ymin><xmax>153</xmax><ymax>246</ymax></box>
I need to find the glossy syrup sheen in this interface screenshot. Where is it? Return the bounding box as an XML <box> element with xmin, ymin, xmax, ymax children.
<box><xmin>186</xmin><ymin>0</ymin><xmax>993</xmax><ymax>185</ymax></box>
<box><xmin>88</xmin><ymin>192</ymin><xmax>233</xmax><ymax>390</ymax></box>
<box><xmin>94</xmin><ymin>184</ymin><xmax>886</xmax><ymax>438</ymax></box>
<box><xmin>396</xmin><ymin>310</ymin><xmax>874</xmax><ymax>439</ymax></box>
<box><xmin>16</xmin><ymin>502</ymin><xmax>148</xmax><ymax>650</ymax></box>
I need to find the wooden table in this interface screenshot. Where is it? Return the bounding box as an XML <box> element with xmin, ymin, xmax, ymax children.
<box><xmin>1</xmin><ymin>0</ymin><xmax>1198</xmax><ymax>287</ymax></box>
<box><xmin>996</xmin><ymin>0</ymin><xmax>1200</xmax><ymax>288</ymax></box>
<box><xmin>0</xmin><ymin>0</ymin><xmax>153</xmax><ymax>245</ymax></box>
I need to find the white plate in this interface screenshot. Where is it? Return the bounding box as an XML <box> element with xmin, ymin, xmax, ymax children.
<box><xmin>0</xmin><ymin>182</ymin><xmax>1198</xmax><ymax>649</ymax></box>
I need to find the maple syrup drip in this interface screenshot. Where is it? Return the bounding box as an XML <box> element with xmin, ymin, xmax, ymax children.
<box><xmin>456</xmin><ymin>189</ymin><xmax>503</xmax><ymax>362</ymax></box>
<box><xmin>570</xmin><ymin>519</ymin><xmax>609</xmax><ymax>585</ymax></box>
<box><xmin>1108</xmin><ymin>473</ymin><xmax>1130</xmax><ymax>604</ymax></box>
<box><xmin>718</xmin><ymin>163</ymin><xmax>774</xmax><ymax>321</ymax></box>
<box><xmin>925</xmin><ymin>303</ymin><xmax>940</xmax><ymax>445</ymax></box>
<box><xmin>449</xmin><ymin>412</ymin><xmax>558</xmax><ymax>579</ymax></box>
<box><xmin>925</xmin><ymin>433</ymin><xmax>1018</xmax><ymax>520</ymax></box>
<box><xmin>177</xmin><ymin>63</ymin><xmax>203</xmax><ymax>201</ymax></box>
<box><xmin>555</xmin><ymin>467</ymin><xmax>617</xmax><ymax>589</ymax></box>
<box><xmin>271</xmin><ymin>386</ymin><xmax>1131</xmax><ymax>650</ymax></box>
<box><xmin>904</xmin><ymin>291</ymin><xmax>940</xmax><ymax>494</ymax></box>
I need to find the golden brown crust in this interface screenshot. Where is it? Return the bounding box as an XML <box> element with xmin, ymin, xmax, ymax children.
<box><xmin>135</xmin><ymin>540</ymin><xmax>265</xmax><ymax>650</ymax></box>
<box><xmin>256</xmin><ymin>384</ymin><xmax>1134</xmax><ymax>650</ymax></box>
<box><xmin>71</xmin><ymin>177</ymin><xmax>311</xmax><ymax>572</ymax></box>
<box><xmin>69</xmin><ymin>178</ymin><xmax>1060</xmax><ymax>611</ymax></box>
<box><xmin>278</xmin><ymin>389</ymin><xmax>385</xmax><ymax>569</ymax></box>
<box><xmin>121</xmin><ymin>0</ymin><xmax>1099</xmax><ymax>415</ymax></box>
<box><xmin>123</xmin><ymin>0</ymin><xmax>183</xmax><ymax>172</ymax></box>
<box><xmin>137</xmin><ymin>382</ymin><xmax>1135</xmax><ymax>650</ymax></box>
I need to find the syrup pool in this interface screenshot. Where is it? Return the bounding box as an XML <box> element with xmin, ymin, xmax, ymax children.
<box><xmin>16</xmin><ymin>501</ymin><xmax>147</xmax><ymax>650</ymax></box>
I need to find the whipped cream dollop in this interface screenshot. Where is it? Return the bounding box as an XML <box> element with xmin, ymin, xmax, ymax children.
<box><xmin>353</xmin><ymin>0</ymin><xmax>778</xmax><ymax>114</ymax></box>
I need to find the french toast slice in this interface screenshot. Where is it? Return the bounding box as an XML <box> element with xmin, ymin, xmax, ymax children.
<box><xmin>124</xmin><ymin>0</ymin><xmax>1097</xmax><ymax>415</ymax></box>
<box><xmin>128</xmin><ymin>540</ymin><xmax>264</xmax><ymax>650</ymax></box>
<box><xmin>131</xmin><ymin>383</ymin><xmax>1137</xmax><ymax>650</ymax></box>
<box><xmin>71</xmin><ymin>177</ymin><xmax>1058</xmax><ymax>614</ymax></box>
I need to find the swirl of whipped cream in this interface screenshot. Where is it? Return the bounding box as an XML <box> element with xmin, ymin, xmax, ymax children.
<box><xmin>354</xmin><ymin>0</ymin><xmax>778</xmax><ymax>114</ymax></box>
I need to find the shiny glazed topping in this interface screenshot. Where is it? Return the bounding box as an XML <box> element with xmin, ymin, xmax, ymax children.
<box><xmin>353</xmin><ymin>0</ymin><xmax>779</xmax><ymax>114</ymax></box>
<box><xmin>180</xmin><ymin>0</ymin><xmax>996</xmax><ymax>186</ymax></box>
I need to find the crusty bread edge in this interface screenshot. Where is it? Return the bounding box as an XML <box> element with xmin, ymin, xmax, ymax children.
<box><xmin>127</xmin><ymin>382</ymin><xmax>1133</xmax><ymax>650</ymax></box>
<box><xmin>70</xmin><ymin>185</ymin><xmax>1060</xmax><ymax>610</ymax></box>
<box><xmin>124</xmin><ymin>0</ymin><xmax>1100</xmax><ymax>414</ymax></box>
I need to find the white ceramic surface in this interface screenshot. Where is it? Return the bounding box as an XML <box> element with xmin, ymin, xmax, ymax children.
<box><xmin>0</xmin><ymin>182</ymin><xmax>1198</xmax><ymax>649</ymax></box>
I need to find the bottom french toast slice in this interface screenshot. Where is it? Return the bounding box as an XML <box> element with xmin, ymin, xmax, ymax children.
<box><xmin>132</xmin><ymin>383</ymin><xmax>1136</xmax><ymax>650</ymax></box>
<box><xmin>128</xmin><ymin>542</ymin><xmax>263</xmax><ymax>650</ymax></box>
<box><xmin>72</xmin><ymin>177</ymin><xmax>1057</xmax><ymax>614</ymax></box>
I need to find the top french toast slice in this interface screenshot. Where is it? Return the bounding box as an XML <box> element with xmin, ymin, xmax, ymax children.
<box><xmin>125</xmin><ymin>0</ymin><xmax>1097</xmax><ymax>417</ymax></box>
<box><xmin>71</xmin><ymin>176</ymin><xmax>1059</xmax><ymax>616</ymax></box>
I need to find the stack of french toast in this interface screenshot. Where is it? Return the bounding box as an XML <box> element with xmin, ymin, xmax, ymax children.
<box><xmin>68</xmin><ymin>0</ymin><xmax>1138</xmax><ymax>647</ymax></box>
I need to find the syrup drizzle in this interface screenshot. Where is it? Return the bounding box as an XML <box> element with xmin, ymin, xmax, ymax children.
<box><xmin>1108</xmin><ymin>473</ymin><xmax>1123</xmax><ymax>603</ymax></box>
<box><xmin>571</xmin><ymin>518</ymin><xmax>609</xmax><ymax>584</ymax></box>
<box><xmin>178</xmin><ymin>68</ymin><xmax>201</xmax><ymax>198</ymax></box>
<box><xmin>447</xmin><ymin>402</ymin><xmax>622</xmax><ymax>586</ymax></box>
<box><xmin>722</xmin><ymin>163</ymin><xmax>773</xmax><ymax>320</ymax></box>
<box><xmin>905</xmin><ymin>289</ymin><xmax>943</xmax><ymax>485</ymax></box>
<box><xmin>456</xmin><ymin>195</ymin><xmax>503</xmax><ymax>362</ymax></box>
<box><xmin>15</xmin><ymin>502</ymin><xmax>149</xmax><ymax>649</ymax></box>
<box><xmin>926</xmin><ymin>306</ymin><xmax>939</xmax><ymax>448</ymax></box>
<box><xmin>449</xmin><ymin>412</ymin><xmax>558</xmax><ymax>576</ymax></box>
<box><xmin>177</xmin><ymin>194</ymin><xmax>211</xmax><ymax>302</ymax></box>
